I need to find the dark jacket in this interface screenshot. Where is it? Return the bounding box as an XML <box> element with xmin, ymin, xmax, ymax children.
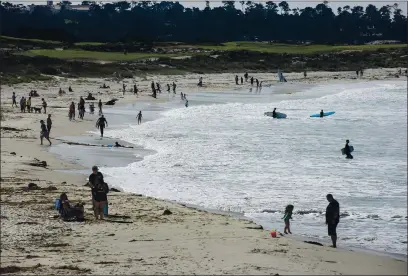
<box><xmin>326</xmin><ymin>199</ymin><xmax>340</xmax><ymax>224</ymax></box>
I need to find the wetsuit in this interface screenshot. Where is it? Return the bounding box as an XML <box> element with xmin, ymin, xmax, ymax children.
<box><xmin>96</xmin><ymin>117</ymin><xmax>108</xmax><ymax>137</ymax></box>
<box><xmin>137</xmin><ymin>112</ymin><xmax>142</xmax><ymax>124</ymax></box>
<box><xmin>345</xmin><ymin>143</ymin><xmax>353</xmax><ymax>159</ymax></box>
<box><xmin>320</xmin><ymin>111</ymin><xmax>324</xmax><ymax>118</ymax></box>
<box><xmin>326</xmin><ymin>199</ymin><xmax>340</xmax><ymax>236</ymax></box>
<box><xmin>272</xmin><ymin>110</ymin><xmax>277</xmax><ymax>118</ymax></box>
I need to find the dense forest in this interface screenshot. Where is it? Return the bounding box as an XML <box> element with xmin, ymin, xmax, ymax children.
<box><xmin>0</xmin><ymin>1</ymin><xmax>407</xmax><ymax>43</ymax></box>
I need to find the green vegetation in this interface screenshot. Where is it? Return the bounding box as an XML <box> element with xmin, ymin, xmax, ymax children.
<box><xmin>196</xmin><ymin>42</ymin><xmax>408</xmax><ymax>54</ymax></box>
<box><xmin>18</xmin><ymin>49</ymin><xmax>178</xmax><ymax>61</ymax></box>
<box><xmin>1</xmin><ymin>35</ymin><xmax>61</xmax><ymax>45</ymax></box>
<box><xmin>74</xmin><ymin>42</ymin><xmax>105</xmax><ymax>46</ymax></box>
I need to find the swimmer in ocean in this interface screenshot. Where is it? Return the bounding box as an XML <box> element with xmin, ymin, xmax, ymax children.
<box><xmin>272</xmin><ymin>108</ymin><xmax>277</xmax><ymax>118</ymax></box>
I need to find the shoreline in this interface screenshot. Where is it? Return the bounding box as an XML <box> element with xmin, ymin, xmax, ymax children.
<box><xmin>54</xmin><ymin>81</ymin><xmax>407</xmax><ymax>262</ymax></box>
<box><xmin>1</xmin><ymin>69</ymin><xmax>407</xmax><ymax>275</ymax></box>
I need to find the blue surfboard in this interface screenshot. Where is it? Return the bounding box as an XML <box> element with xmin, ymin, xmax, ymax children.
<box><xmin>310</xmin><ymin>111</ymin><xmax>335</xmax><ymax>118</ymax></box>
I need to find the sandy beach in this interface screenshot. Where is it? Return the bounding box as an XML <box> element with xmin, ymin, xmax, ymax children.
<box><xmin>1</xmin><ymin>68</ymin><xmax>407</xmax><ymax>275</ymax></box>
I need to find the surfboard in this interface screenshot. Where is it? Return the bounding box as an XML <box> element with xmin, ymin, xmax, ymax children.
<box><xmin>310</xmin><ymin>111</ymin><xmax>335</xmax><ymax>118</ymax></box>
<box><xmin>341</xmin><ymin>146</ymin><xmax>354</xmax><ymax>155</ymax></box>
<box><xmin>264</xmin><ymin>112</ymin><xmax>287</xmax><ymax>119</ymax></box>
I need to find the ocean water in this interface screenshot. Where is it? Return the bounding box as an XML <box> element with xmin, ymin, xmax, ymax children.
<box><xmin>102</xmin><ymin>80</ymin><xmax>407</xmax><ymax>256</ymax></box>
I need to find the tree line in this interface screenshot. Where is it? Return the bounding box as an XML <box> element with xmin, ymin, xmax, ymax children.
<box><xmin>1</xmin><ymin>1</ymin><xmax>406</xmax><ymax>44</ymax></box>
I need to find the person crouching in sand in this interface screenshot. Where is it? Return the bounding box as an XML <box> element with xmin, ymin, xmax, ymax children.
<box><xmin>40</xmin><ymin>120</ymin><xmax>52</xmax><ymax>146</ymax></box>
<box><xmin>283</xmin><ymin>204</ymin><xmax>294</xmax><ymax>234</ymax></box>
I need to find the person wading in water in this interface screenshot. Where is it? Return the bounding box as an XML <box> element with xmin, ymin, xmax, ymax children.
<box><xmin>96</xmin><ymin>115</ymin><xmax>108</xmax><ymax>137</ymax></box>
<box><xmin>136</xmin><ymin>111</ymin><xmax>142</xmax><ymax>125</ymax></box>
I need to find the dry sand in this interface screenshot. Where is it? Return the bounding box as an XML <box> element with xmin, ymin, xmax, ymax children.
<box><xmin>1</xmin><ymin>69</ymin><xmax>407</xmax><ymax>275</ymax></box>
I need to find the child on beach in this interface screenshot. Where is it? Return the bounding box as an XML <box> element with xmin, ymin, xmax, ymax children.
<box><xmin>283</xmin><ymin>204</ymin><xmax>294</xmax><ymax>234</ymax></box>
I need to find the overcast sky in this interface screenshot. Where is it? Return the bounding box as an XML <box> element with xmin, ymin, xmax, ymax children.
<box><xmin>9</xmin><ymin>0</ymin><xmax>408</xmax><ymax>14</ymax></box>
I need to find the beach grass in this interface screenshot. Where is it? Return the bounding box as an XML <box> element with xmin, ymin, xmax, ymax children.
<box><xmin>18</xmin><ymin>49</ymin><xmax>177</xmax><ymax>61</ymax></box>
<box><xmin>193</xmin><ymin>41</ymin><xmax>408</xmax><ymax>54</ymax></box>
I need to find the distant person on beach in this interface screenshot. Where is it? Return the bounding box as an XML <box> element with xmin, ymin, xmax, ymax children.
<box><xmin>250</xmin><ymin>77</ymin><xmax>254</xmax><ymax>86</ymax></box>
<box><xmin>304</xmin><ymin>71</ymin><xmax>307</xmax><ymax>78</ymax></box>
<box><xmin>198</xmin><ymin>77</ymin><xmax>203</xmax><ymax>87</ymax></box>
<box><xmin>320</xmin><ymin>110</ymin><xmax>324</xmax><ymax>118</ymax></box>
<box><xmin>172</xmin><ymin>82</ymin><xmax>177</xmax><ymax>94</ymax></box>
<box><xmin>12</xmin><ymin>92</ymin><xmax>17</xmax><ymax>107</ymax></box>
<box><xmin>356</xmin><ymin>70</ymin><xmax>359</xmax><ymax>77</ymax></box>
<box><xmin>134</xmin><ymin>84</ymin><xmax>138</xmax><ymax>95</ymax></box>
<box><xmin>180</xmin><ymin>92</ymin><xmax>184</xmax><ymax>100</ymax></box>
<box><xmin>96</xmin><ymin>115</ymin><xmax>108</xmax><ymax>137</ymax></box>
<box><xmin>137</xmin><ymin>111</ymin><xmax>142</xmax><ymax>125</ymax></box>
<box><xmin>156</xmin><ymin>82</ymin><xmax>161</xmax><ymax>93</ymax></box>
<box><xmin>123</xmin><ymin>83</ymin><xmax>126</xmax><ymax>95</ymax></box>
<box><xmin>47</xmin><ymin>114</ymin><xmax>52</xmax><ymax>135</ymax></box>
<box><xmin>69</xmin><ymin>102</ymin><xmax>75</xmax><ymax>121</ymax></box>
<box><xmin>40</xmin><ymin>120</ymin><xmax>52</xmax><ymax>146</ymax></box>
<box><xmin>98</xmin><ymin>99</ymin><xmax>103</xmax><ymax>115</ymax></box>
<box><xmin>360</xmin><ymin>69</ymin><xmax>364</xmax><ymax>77</ymax></box>
<box><xmin>167</xmin><ymin>83</ymin><xmax>171</xmax><ymax>93</ymax></box>
<box><xmin>241</xmin><ymin>77</ymin><xmax>243</xmax><ymax>85</ymax></box>
<box><xmin>42</xmin><ymin>98</ymin><xmax>47</xmax><ymax>114</ymax></box>
<box><xmin>344</xmin><ymin>139</ymin><xmax>353</xmax><ymax>159</ymax></box>
<box><xmin>244</xmin><ymin>72</ymin><xmax>248</xmax><ymax>81</ymax></box>
<box><xmin>26</xmin><ymin>96</ymin><xmax>31</xmax><ymax>113</ymax></box>
<box><xmin>20</xmin><ymin>97</ymin><xmax>25</xmax><ymax>113</ymax></box>
<box><xmin>326</xmin><ymin>194</ymin><xmax>340</xmax><ymax>248</ymax></box>
<box><xmin>69</xmin><ymin>86</ymin><xmax>73</xmax><ymax>92</ymax></box>
<box><xmin>235</xmin><ymin>75</ymin><xmax>239</xmax><ymax>85</ymax></box>
<box><xmin>283</xmin><ymin>204</ymin><xmax>294</xmax><ymax>234</ymax></box>
<box><xmin>256</xmin><ymin>79</ymin><xmax>259</xmax><ymax>87</ymax></box>
<box><xmin>88</xmin><ymin>166</ymin><xmax>108</xmax><ymax>220</ymax></box>
<box><xmin>151</xmin><ymin>81</ymin><xmax>156</xmax><ymax>93</ymax></box>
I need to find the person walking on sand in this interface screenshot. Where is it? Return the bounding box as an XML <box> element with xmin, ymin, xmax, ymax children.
<box><xmin>167</xmin><ymin>83</ymin><xmax>171</xmax><ymax>93</ymax></box>
<box><xmin>137</xmin><ymin>111</ymin><xmax>142</xmax><ymax>125</ymax></box>
<box><xmin>326</xmin><ymin>194</ymin><xmax>340</xmax><ymax>248</ymax></box>
<box><xmin>156</xmin><ymin>82</ymin><xmax>161</xmax><ymax>93</ymax></box>
<box><xmin>96</xmin><ymin>115</ymin><xmax>108</xmax><ymax>137</ymax></box>
<box><xmin>42</xmin><ymin>98</ymin><xmax>47</xmax><ymax>114</ymax></box>
<box><xmin>283</xmin><ymin>204</ymin><xmax>294</xmax><ymax>234</ymax></box>
<box><xmin>26</xmin><ymin>96</ymin><xmax>32</xmax><ymax>113</ymax></box>
<box><xmin>88</xmin><ymin>165</ymin><xmax>109</xmax><ymax>220</ymax></box>
<box><xmin>69</xmin><ymin>102</ymin><xmax>75</xmax><ymax>121</ymax></box>
<box><xmin>47</xmin><ymin>114</ymin><xmax>52</xmax><ymax>135</ymax></box>
<box><xmin>123</xmin><ymin>83</ymin><xmax>126</xmax><ymax>95</ymax></box>
<box><xmin>12</xmin><ymin>92</ymin><xmax>17</xmax><ymax>107</ymax></box>
<box><xmin>40</xmin><ymin>120</ymin><xmax>52</xmax><ymax>146</ymax></box>
<box><xmin>98</xmin><ymin>99</ymin><xmax>103</xmax><ymax>115</ymax></box>
<box><xmin>256</xmin><ymin>79</ymin><xmax>259</xmax><ymax>87</ymax></box>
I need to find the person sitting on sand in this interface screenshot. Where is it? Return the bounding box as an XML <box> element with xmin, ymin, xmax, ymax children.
<box><xmin>283</xmin><ymin>204</ymin><xmax>294</xmax><ymax>234</ymax></box>
<box><xmin>40</xmin><ymin>120</ymin><xmax>52</xmax><ymax>146</ymax></box>
<box><xmin>59</xmin><ymin>193</ymin><xmax>84</xmax><ymax>221</ymax></box>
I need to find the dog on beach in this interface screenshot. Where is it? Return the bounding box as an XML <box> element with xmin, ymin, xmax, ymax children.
<box><xmin>31</xmin><ymin>107</ymin><xmax>42</xmax><ymax>113</ymax></box>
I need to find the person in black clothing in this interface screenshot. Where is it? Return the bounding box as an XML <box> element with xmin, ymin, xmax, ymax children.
<box><xmin>96</xmin><ymin>115</ymin><xmax>108</xmax><ymax>137</ymax></box>
<box><xmin>326</xmin><ymin>194</ymin><xmax>340</xmax><ymax>248</ymax></box>
<box><xmin>137</xmin><ymin>111</ymin><xmax>142</xmax><ymax>125</ymax></box>
<box><xmin>344</xmin><ymin>139</ymin><xmax>353</xmax><ymax>159</ymax></box>
<box><xmin>244</xmin><ymin>72</ymin><xmax>248</xmax><ymax>82</ymax></box>
<box><xmin>272</xmin><ymin>108</ymin><xmax>277</xmax><ymax>118</ymax></box>
<box><xmin>88</xmin><ymin>166</ymin><xmax>108</xmax><ymax>219</ymax></box>
<box><xmin>320</xmin><ymin>110</ymin><xmax>324</xmax><ymax>118</ymax></box>
<box><xmin>235</xmin><ymin>75</ymin><xmax>239</xmax><ymax>85</ymax></box>
<box><xmin>98</xmin><ymin>99</ymin><xmax>103</xmax><ymax>115</ymax></box>
<box><xmin>47</xmin><ymin>114</ymin><xmax>52</xmax><ymax>135</ymax></box>
<box><xmin>134</xmin><ymin>84</ymin><xmax>138</xmax><ymax>95</ymax></box>
<box><xmin>240</xmin><ymin>77</ymin><xmax>243</xmax><ymax>85</ymax></box>
<box><xmin>250</xmin><ymin>77</ymin><xmax>254</xmax><ymax>86</ymax></box>
<box><xmin>40</xmin><ymin>120</ymin><xmax>52</xmax><ymax>145</ymax></box>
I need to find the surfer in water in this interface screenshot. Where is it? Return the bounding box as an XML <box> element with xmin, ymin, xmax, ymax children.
<box><xmin>320</xmin><ymin>110</ymin><xmax>324</xmax><ymax>118</ymax></box>
<box><xmin>272</xmin><ymin>108</ymin><xmax>277</xmax><ymax>118</ymax></box>
<box><xmin>185</xmin><ymin>100</ymin><xmax>189</xmax><ymax>108</ymax></box>
<box><xmin>136</xmin><ymin>111</ymin><xmax>142</xmax><ymax>125</ymax></box>
<box><xmin>96</xmin><ymin>115</ymin><xmax>108</xmax><ymax>138</ymax></box>
<box><xmin>344</xmin><ymin>139</ymin><xmax>353</xmax><ymax>159</ymax></box>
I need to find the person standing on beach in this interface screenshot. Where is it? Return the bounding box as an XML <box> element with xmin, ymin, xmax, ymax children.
<box><xmin>12</xmin><ymin>92</ymin><xmax>17</xmax><ymax>107</ymax></box>
<box><xmin>47</xmin><ymin>114</ymin><xmax>52</xmax><ymax>135</ymax></box>
<box><xmin>123</xmin><ymin>83</ymin><xmax>127</xmax><ymax>95</ymax></box>
<box><xmin>98</xmin><ymin>99</ymin><xmax>103</xmax><ymax>115</ymax></box>
<box><xmin>96</xmin><ymin>115</ymin><xmax>108</xmax><ymax>137</ymax></box>
<box><xmin>250</xmin><ymin>77</ymin><xmax>254</xmax><ymax>86</ymax></box>
<box><xmin>244</xmin><ymin>72</ymin><xmax>248</xmax><ymax>82</ymax></box>
<box><xmin>88</xmin><ymin>166</ymin><xmax>108</xmax><ymax>220</ymax></box>
<box><xmin>304</xmin><ymin>70</ymin><xmax>307</xmax><ymax>78</ymax></box>
<box><xmin>283</xmin><ymin>204</ymin><xmax>294</xmax><ymax>234</ymax></box>
<box><xmin>137</xmin><ymin>111</ymin><xmax>142</xmax><ymax>125</ymax></box>
<box><xmin>69</xmin><ymin>102</ymin><xmax>75</xmax><ymax>121</ymax></box>
<box><xmin>326</xmin><ymin>194</ymin><xmax>340</xmax><ymax>248</ymax></box>
<box><xmin>156</xmin><ymin>82</ymin><xmax>161</xmax><ymax>93</ymax></box>
<box><xmin>40</xmin><ymin>120</ymin><xmax>52</xmax><ymax>146</ymax></box>
<box><xmin>42</xmin><ymin>98</ymin><xmax>47</xmax><ymax>114</ymax></box>
<box><xmin>235</xmin><ymin>75</ymin><xmax>239</xmax><ymax>85</ymax></box>
<box><xmin>134</xmin><ymin>84</ymin><xmax>138</xmax><ymax>95</ymax></box>
<box><xmin>172</xmin><ymin>82</ymin><xmax>177</xmax><ymax>94</ymax></box>
<box><xmin>20</xmin><ymin>97</ymin><xmax>26</xmax><ymax>113</ymax></box>
<box><xmin>167</xmin><ymin>83</ymin><xmax>171</xmax><ymax>93</ymax></box>
<box><xmin>26</xmin><ymin>96</ymin><xmax>32</xmax><ymax>113</ymax></box>
<box><xmin>241</xmin><ymin>77</ymin><xmax>243</xmax><ymax>85</ymax></box>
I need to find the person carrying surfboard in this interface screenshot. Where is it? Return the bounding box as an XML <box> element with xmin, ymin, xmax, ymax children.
<box><xmin>320</xmin><ymin>110</ymin><xmax>324</xmax><ymax>118</ymax></box>
<box><xmin>344</xmin><ymin>140</ymin><xmax>353</xmax><ymax>159</ymax></box>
